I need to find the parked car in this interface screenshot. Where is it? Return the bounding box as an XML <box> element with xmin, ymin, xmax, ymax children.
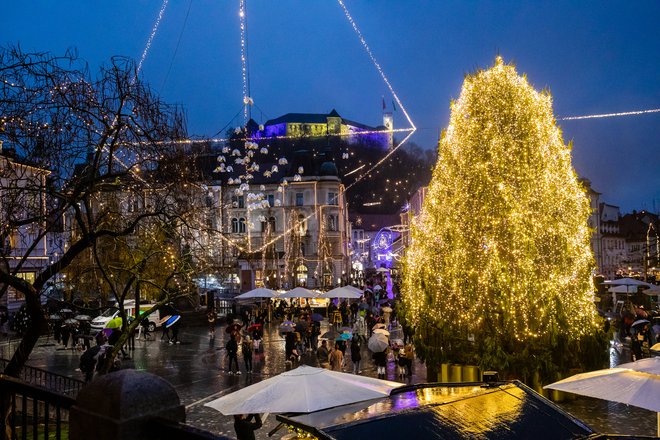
<box><xmin>90</xmin><ymin>300</ymin><xmax>161</xmax><ymax>332</ymax></box>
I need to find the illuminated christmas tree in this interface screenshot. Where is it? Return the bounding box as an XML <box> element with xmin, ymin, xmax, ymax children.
<box><xmin>402</xmin><ymin>57</ymin><xmax>605</xmax><ymax>382</ymax></box>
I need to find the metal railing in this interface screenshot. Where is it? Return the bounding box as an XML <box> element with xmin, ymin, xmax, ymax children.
<box><xmin>0</xmin><ymin>358</ymin><xmax>85</xmax><ymax>398</ymax></box>
<box><xmin>0</xmin><ymin>374</ymin><xmax>76</xmax><ymax>440</ymax></box>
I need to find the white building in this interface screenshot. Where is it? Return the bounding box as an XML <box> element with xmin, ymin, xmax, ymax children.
<box><xmin>222</xmin><ymin>161</ymin><xmax>351</xmax><ymax>291</ymax></box>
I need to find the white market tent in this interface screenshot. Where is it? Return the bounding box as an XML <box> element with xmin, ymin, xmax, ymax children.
<box><xmin>545</xmin><ymin>357</ymin><xmax>660</xmax><ymax>436</ymax></box>
<box><xmin>279</xmin><ymin>287</ymin><xmax>318</xmax><ymax>298</ymax></box>
<box><xmin>319</xmin><ymin>286</ymin><xmax>363</xmax><ymax>299</ymax></box>
<box><xmin>235</xmin><ymin>287</ymin><xmax>280</xmax><ymax>299</ymax></box>
<box><xmin>205</xmin><ymin>365</ymin><xmax>401</xmax><ymax>415</ymax></box>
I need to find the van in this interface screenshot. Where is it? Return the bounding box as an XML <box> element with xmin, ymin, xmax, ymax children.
<box><xmin>90</xmin><ymin>300</ymin><xmax>161</xmax><ymax>332</ymax></box>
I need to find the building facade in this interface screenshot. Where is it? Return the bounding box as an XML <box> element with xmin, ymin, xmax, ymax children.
<box><xmin>222</xmin><ymin>168</ymin><xmax>351</xmax><ymax>292</ymax></box>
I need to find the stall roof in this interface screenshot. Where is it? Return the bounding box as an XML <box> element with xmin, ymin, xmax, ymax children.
<box><xmin>278</xmin><ymin>382</ymin><xmax>595</xmax><ymax>440</ymax></box>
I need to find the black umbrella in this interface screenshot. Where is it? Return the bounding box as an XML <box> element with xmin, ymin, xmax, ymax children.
<box><xmin>320</xmin><ymin>329</ymin><xmax>341</xmax><ymax>340</ymax></box>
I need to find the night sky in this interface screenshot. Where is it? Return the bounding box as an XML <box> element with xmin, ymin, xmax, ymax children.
<box><xmin>3</xmin><ymin>1</ymin><xmax>659</xmax><ymax>213</ymax></box>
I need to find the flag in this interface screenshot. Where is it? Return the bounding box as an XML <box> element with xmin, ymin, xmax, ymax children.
<box><xmin>382</xmin><ymin>96</ymin><xmax>386</xmax><ymax>110</ymax></box>
<box><xmin>391</xmin><ymin>100</ymin><xmax>397</xmax><ymax>112</ymax></box>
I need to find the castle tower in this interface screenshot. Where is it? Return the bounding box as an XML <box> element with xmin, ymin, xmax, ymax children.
<box><xmin>383</xmin><ymin>112</ymin><xmax>393</xmax><ymax>149</ymax></box>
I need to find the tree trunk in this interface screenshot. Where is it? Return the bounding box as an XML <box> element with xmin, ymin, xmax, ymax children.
<box><xmin>4</xmin><ymin>292</ymin><xmax>45</xmax><ymax>377</ymax></box>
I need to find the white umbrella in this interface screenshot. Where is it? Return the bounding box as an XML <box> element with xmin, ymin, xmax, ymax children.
<box><xmin>235</xmin><ymin>287</ymin><xmax>279</xmax><ymax>299</ymax></box>
<box><xmin>204</xmin><ymin>365</ymin><xmax>400</xmax><ymax>415</ymax></box>
<box><xmin>319</xmin><ymin>286</ymin><xmax>362</xmax><ymax>299</ymax></box>
<box><xmin>376</xmin><ymin>267</ymin><xmax>390</xmax><ymax>273</ymax></box>
<box><xmin>368</xmin><ymin>332</ymin><xmax>389</xmax><ymax>352</ymax></box>
<box><xmin>279</xmin><ymin>287</ymin><xmax>318</xmax><ymax>298</ymax></box>
<box><xmin>604</xmin><ymin>278</ymin><xmax>651</xmax><ymax>288</ymax></box>
<box><xmin>545</xmin><ymin>357</ymin><xmax>660</xmax><ymax>436</ymax></box>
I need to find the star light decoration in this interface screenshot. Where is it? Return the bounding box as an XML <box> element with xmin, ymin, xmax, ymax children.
<box><xmin>402</xmin><ymin>57</ymin><xmax>600</xmax><ymax>354</ymax></box>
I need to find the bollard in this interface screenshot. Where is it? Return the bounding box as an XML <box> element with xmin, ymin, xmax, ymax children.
<box><xmin>440</xmin><ymin>363</ymin><xmax>451</xmax><ymax>382</ymax></box>
<box><xmin>449</xmin><ymin>364</ymin><xmax>463</xmax><ymax>383</ymax></box>
<box><xmin>462</xmin><ymin>365</ymin><xmax>479</xmax><ymax>382</ymax></box>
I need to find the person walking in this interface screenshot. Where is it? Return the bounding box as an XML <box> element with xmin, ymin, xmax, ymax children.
<box><xmin>207</xmin><ymin>308</ymin><xmax>217</xmax><ymax>338</ymax></box>
<box><xmin>403</xmin><ymin>343</ymin><xmax>414</xmax><ymax>378</ymax></box>
<box><xmin>234</xmin><ymin>414</ymin><xmax>263</xmax><ymax>440</ymax></box>
<box><xmin>242</xmin><ymin>335</ymin><xmax>253</xmax><ymax>373</ymax></box>
<box><xmin>329</xmin><ymin>342</ymin><xmax>344</xmax><ymax>371</ymax></box>
<box><xmin>350</xmin><ymin>335</ymin><xmax>362</xmax><ymax>374</ymax></box>
<box><xmin>226</xmin><ymin>334</ymin><xmax>240</xmax><ymax>374</ymax></box>
<box><xmin>373</xmin><ymin>347</ymin><xmax>388</xmax><ymax>379</ymax></box>
<box><xmin>317</xmin><ymin>340</ymin><xmax>330</xmax><ymax>369</ymax></box>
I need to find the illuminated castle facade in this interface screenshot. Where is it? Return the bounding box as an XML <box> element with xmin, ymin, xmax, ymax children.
<box><xmin>257</xmin><ymin>109</ymin><xmax>393</xmax><ymax>149</ymax></box>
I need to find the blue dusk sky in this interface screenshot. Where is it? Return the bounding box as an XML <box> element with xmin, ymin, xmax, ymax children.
<box><xmin>2</xmin><ymin>1</ymin><xmax>659</xmax><ymax>213</ymax></box>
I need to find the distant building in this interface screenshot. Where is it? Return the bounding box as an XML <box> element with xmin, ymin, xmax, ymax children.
<box><xmin>598</xmin><ymin>203</ymin><xmax>626</xmax><ymax>279</ymax></box>
<box><xmin>257</xmin><ymin>109</ymin><xmax>393</xmax><ymax>149</ymax></box>
<box><xmin>0</xmin><ymin>143</ymin><xmax>61</xmax><ymax>312</ymax></box>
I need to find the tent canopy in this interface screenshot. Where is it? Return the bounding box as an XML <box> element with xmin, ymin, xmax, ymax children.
<box><xmin>279</xmin><ymin>287</ymin><xmax>318</xmax><ymax>298</ymax></box>
<box><xmin>319</xmin><ymin>286</ymin><xmax>363</xmax><ymax>299</ymax></box>
<box><xmin>204</xmin><ymin>365</ymin><xmax>401</xmax><ymax>415</ymax></box>
<box><xmin>235</xmin><ymin>287</ymin><xmax>279</xmax><ymax>299</ymax></box>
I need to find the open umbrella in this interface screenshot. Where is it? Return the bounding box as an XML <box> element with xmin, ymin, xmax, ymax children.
<box><xmin>336</xmin><ymin>332</ymin><xmax>352</xmax><ymax>341</ymax></box>
<box><xmin>60</xmin><ymin>308</ymin><xmax>73</xmax><ymax>314</ymax></box>
<box><xmin>204</xmin><ymin>365</ymin><xmax>400</xmax><ymax>415</ymax></box>
<box><xmin>373</xmin><ymin>328</ymin><xmax>390</xmax><ymax>336</ymax></box>
<box><xmin>368</xmin><ymin>333</ymin><xmax>389</xmax><ymax>353</ymax></box>
<box><xmin>373</xmin><ymin>285</ymin><xmax>383</xmax><ymax>291</ymax></box>
<box><xmin>320</xmin><ymin>329</ymin><xmax>341</xmax><ymax>340</ymax></box>
<box><xmin>226</xmin><ymin>322</ymin><xmax>242</xmax><ymax>334</ymax></box>
<box><xmin>247</xmin><ymin>323</ymin><xmax>263</xmax><ymax>333</ymax></box>
<box><xmin>310</xmin><ymin>313</ymin><xmax>323</xmax><ymax>322</ymax></box>
<box><xmin>376</xmin><ymin>267</ymin><xmax>390</xmax><ymax>273</ymax></box>
<box><xmin>631</xmin><ymin>319</ymin><xmax>651</xmax><ymax>329</ymax></box>
<box><xmin>381</xmin><ymin>306</ymin><xmax>393</xmax><ymax>313</ymax></box>
<box><xmin>372</xmin><ymin>323</ymin><xmax>387</xmax><ymax>330</ymax></box>
<box><xmin>545</xmin><ymin>357</ymin><xmax>660</xmax><ymax>436</ymax></box>
<box><xmin>63</xmin><ymin>318</ymin><xmax>78</xmax><ymax>326</ymax></box>
<box><xmin>105</xmin><ymin>317</ymin><xmax>123</xmax><ymax>329</ymax></box>
<box><xmin>338</xmin><ymin>326</ymin><xmax>353</xmax><ymax>334</ymax></box>
<box><xmin>164</xmin><ymin>315</ymin><xmax>181</xmax><ymax>329</ymax></box>
<box><xmin>49</xmin><ymin>314</ymin><xmax>62</xmax><ymax>321</ymax></box>
<box><xmin>74</xmin><ymin>315</ymin><xmax>91</xmax><ymax>321</ymax></box>
<box><xmin>279</xmin><ymin>321</ymin><xmax>295</xmax><ymax>333</ymax></box>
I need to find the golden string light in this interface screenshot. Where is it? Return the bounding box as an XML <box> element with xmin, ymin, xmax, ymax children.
<box><xmin>559</xmin><ymin>108</ymin><xmax>660</xmax><ymax>121</ymax></box>
<box><xmin>135</xmin><ymin>0</ymin><xmax>169</xmax><ymax>81</ymax></box>
<box><xmin>402</xmin><ymin>57</ymin><xmax>600</xmax><ymax>364</ymax></box>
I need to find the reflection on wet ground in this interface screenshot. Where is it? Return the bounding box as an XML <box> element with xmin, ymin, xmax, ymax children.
<box><xmin>1</xmin><ymin>321</ymin><xmax>656</xmax><ymax>438</ymax></box>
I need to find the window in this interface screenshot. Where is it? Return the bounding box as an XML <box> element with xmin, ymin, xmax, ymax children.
<box><xmin>269</xmin><ymin>216</ymin><xmax>276</xmax><ymax>232</ymax></box>
<box><xmin>297</xmin><ymin>214</ymin><xmax>307</xmax><ymax>236</ymax></box>
<box><xmin>231</xmin><ymin>218</ymin><xmax>239</xmax><ymax>233</ymax></box>
<box><xmin>295</xmin><ymin>192</ymin><xmax>304</xmax><ymax>206</ymax></box>
<box><xmin>238</xmin><ymin>196</ymin><xmax>245</xmax><ymax>208</ymax></box>
<box><xmin>327</xmin><ymin>215</ymin><xmax>337</xmax><ymax>231</ymax></box>
<box><xmin>328</xmin><ymin>192</ymin><xmax>337</xmax><ymax>205</ymax></box>
<box><xmin>238</xmin><ymin>217</ymin><xmax>246</xmax><ymax>233</ymax></box>
<box><xmin>296</xmin><ymin>264</ymin><xmax>308</xmax><ymax>287</ymax></box>
<box><xmin>267</xmin><ymin>194</ymin><xmax>275</xmax><ymax>207</ymax></box>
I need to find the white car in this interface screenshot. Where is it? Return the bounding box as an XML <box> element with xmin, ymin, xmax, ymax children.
<box><xmin>90</xmin><ymin>300</ymin><xmax>161</xmax><ymax>332</ymax></box>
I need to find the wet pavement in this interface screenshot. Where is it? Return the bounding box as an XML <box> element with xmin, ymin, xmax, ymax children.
<box><xmin>1</xmin><ymin>321</ymin><xmax>657</xmax><ymax>439</ymax></box>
